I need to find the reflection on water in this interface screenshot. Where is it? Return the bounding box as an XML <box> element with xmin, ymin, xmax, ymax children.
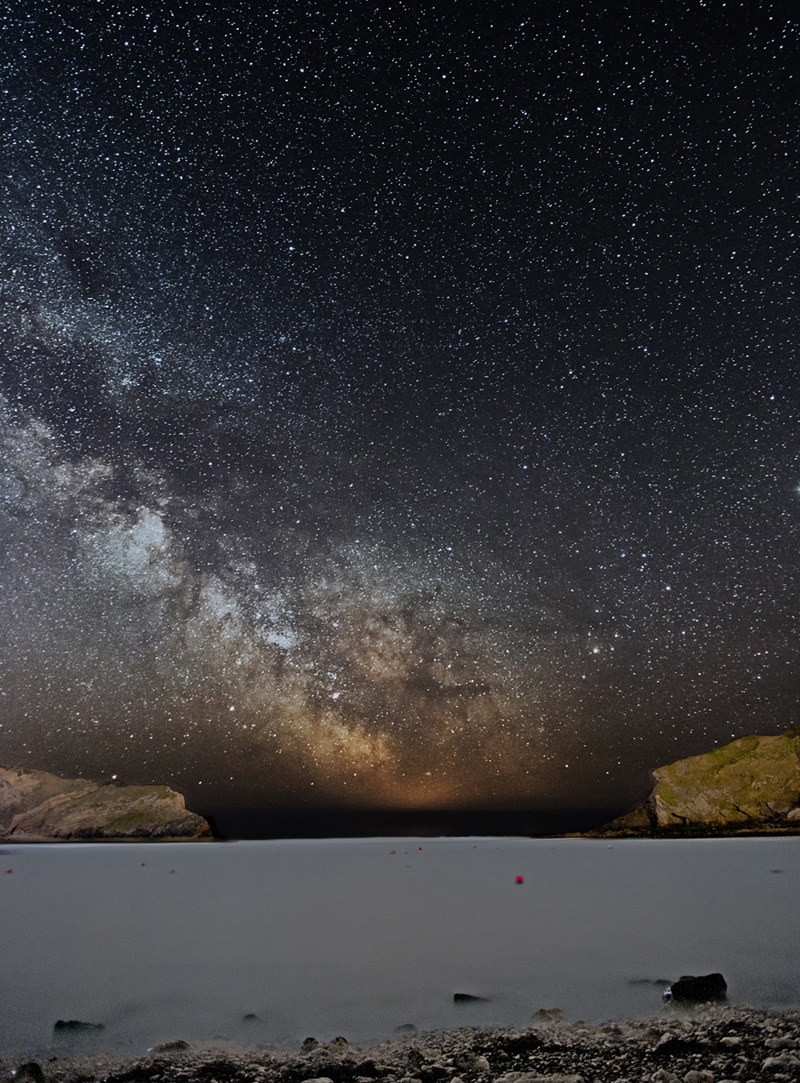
<box><xmin>1</xmin><ymin>837</ymin><xmax>798</xmax><ymax>1055</ymax></box>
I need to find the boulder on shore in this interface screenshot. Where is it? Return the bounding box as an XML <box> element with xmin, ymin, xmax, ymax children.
<box><xmin>0</xmin><ymin>766</ymin><xmax>211</xmax><ymax>840</ymax></box>
<box><xmin>663</xmin><ymin>973</ymin><xmax>728</xmax><ymax>1005</ymax></box>
<box><xmin>597</xmin><ymin>726</ymin><xmax>800</xmax><ymax>835</ymax></box>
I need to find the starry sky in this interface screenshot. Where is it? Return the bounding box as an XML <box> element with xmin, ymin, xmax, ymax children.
<box><xmin>0</xmin><ymin>0</ymin><xmax>798</xmax><ymax>818</ymax></box>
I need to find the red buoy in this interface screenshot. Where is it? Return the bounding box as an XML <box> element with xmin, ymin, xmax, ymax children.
<box><xmin>515</xmin><ymin>875</ymin><xmax>524</xmax><ymax>883</ymax></box>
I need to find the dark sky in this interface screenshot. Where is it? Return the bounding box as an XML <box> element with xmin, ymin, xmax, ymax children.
<box><xmin>0</xmin><ymin>0</ymin><xmax>798</xmax><ymax>814</ymax></box>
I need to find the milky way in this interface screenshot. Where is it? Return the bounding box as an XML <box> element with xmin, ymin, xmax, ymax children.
<box><xmin>0</xmin><ymin>2</ymin><xmax>797</xmax><ymax>814</ymax></box>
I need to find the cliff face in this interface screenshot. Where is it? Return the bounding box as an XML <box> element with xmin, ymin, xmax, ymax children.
<box><xmin>600</xmin><ymin>726</ymin><xmax>800</xmax><ymax>835</ymax></box>
<box><xmin>0</xmin><ymin>766</ymin><xmax>93</xmax><ymax>832</ymax></box>
<box><xmin>651</xmin><ymin>730</ymin><xmax>800</xmax><ymax>827</ymax></box>
<box><xmin>0</xmin><ymin>766</ymin><xmax>212</xmax><ymax>840</ymax></box>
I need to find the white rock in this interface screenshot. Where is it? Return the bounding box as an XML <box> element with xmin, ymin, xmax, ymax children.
<box><xmin>762</xmin><ymin>1054</ymin><xmax>800</xmax><ymax>1069</ymax></box>
<box><xmin>495</xmin><ymin>1075</ymin><xmax>583</xmax><ymax>1083</ymax></box>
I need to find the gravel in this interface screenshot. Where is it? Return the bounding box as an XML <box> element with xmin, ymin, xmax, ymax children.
<box><xmin>4</xmin><ymin>1005</ymin><xmax>799</xmax><ymax>1083</ymax></box>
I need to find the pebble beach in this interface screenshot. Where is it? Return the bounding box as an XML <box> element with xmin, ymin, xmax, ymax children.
<box><xmin>5</xmin><ymin>1006</ymin><xmax>800</xmax><ymax>1083</ymax></box>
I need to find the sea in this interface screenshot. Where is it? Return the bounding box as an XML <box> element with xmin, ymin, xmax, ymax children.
<box><xmin>1</xmin><ymin>836</ymin><xmax>798</xmax><ymax>1056</ymax></box>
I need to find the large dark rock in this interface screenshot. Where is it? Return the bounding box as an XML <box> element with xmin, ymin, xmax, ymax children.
<box><xmin>663</xmin><ymin>973</ymin><xmax>728</xmax><ymax>1005</ymax></box>
<box><xmin>0</xmin><ymin>765</ymin><xmax>211</xmax><ymax>840</ymax></box>
<box><xmin>14</xmin><ymin>1062</ymin><xmax>45</xmax><ymax>1082</ymax></box>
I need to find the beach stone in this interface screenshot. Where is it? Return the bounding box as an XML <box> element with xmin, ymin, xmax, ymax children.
<box><xmin>684</xmin><ymin>1072</ymin><xmax>714</xmax><ymax>1083</ymax></box>
<box><xmin>650</xmin><ymin>1072</ymin><xmax>680</xmax><ymax>1083</ymax></box>
<box><xmin>532</xmin><ymin>1008</ymin><xmax>566</xmax><ymax>1024</ymax></box>
<box><xmin>53</xmin><ymin>1019</ymin><xmax>104</xmax><ymax>1032</ymax></box>
<box><xmin>421</xmin><ymin>1062</ymin><xmax>449</xmax><ymax>1079</ymax></box>
<box><xmin>454</xmin><ymin>993</ymin><xmax>490</xmax><ymax>1003</ymax></box>
<box><xmin>764</xmin><ymin>1036</ymin><xmax>797</xmax><ymax>1049</ymax></box>
<box><xmin>328</xmin><ymin>1036</ymin><xmax>350</xmax><ymax>1051</ymax></box>
<box><xmin>495</xmin><ymin>1075</ymin><xmax>583</xmax><ymax>1083</ymax></box>
<box><xmin>300</xmin><ymin>1077</ymin><xmax>335</xmax><ymax>1083</ymax></box>
<box><xmin>301</xmin><ymin>1038</ymin><xmax>322</xmax><ymax>1052</ymax></box>
<box><xmin>454</xmin><ymin>1052</ymin><xmax>491</xmax><ymax>1074</ymax></box>
<box><xmin>787</xmin><ymin>807</ymin><xmax>800</xmax><ymax>820</ymax></box>
<box><xmin>152</xmin><ymin>1040</ymin><xmax>190</xmax><ymax>1051</ymax></box>
<box><xmin>663</xmin><ymin>974</ymin><xmax>727</xmax><ymax>1005</ymax></box>
<box><xmin>14</xmin><ymin>1062</ymin><xmax>44</xmax><ymax>1082</ymax></box>
<box><xmin>353</xmin><ymin>1058</ymin><xmax>380</xmax><ymax>1075</ymax></box>
<box><xmin>761</xmin><ymin>1054</ymin><xmax>800</xmax><ymax>1070</ymax></box>
<box><xmin>719</xmin><ymin>1037</ymin><xmax>741</xmax><ymax>1047</ymax></box>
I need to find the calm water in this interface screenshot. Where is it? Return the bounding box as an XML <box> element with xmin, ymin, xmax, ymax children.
<box><xmin>1</xmin><ymin>836</ymin><xmax>798</xmax><ymax>1055</ymax></box>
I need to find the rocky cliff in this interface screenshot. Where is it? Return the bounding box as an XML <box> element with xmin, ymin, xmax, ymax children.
<box><xmin>0</xmin><ymin>766</ymin><xmax>212</xmax><ymax>840</ymax></box>
<box><xmin>599</xmin><ymin>726</ymin><xmax>800</xmax><ymax>836</ymax></box>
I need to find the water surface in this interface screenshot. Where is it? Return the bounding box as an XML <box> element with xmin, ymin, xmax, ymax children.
<box><xmin>1</xmin><ymin>836</ymin><xmax>798</xmax><ymax>1055</ymax></box>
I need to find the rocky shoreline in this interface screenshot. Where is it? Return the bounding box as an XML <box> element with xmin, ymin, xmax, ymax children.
<box><xmin>5</xmin><ymin>1006</ymin><xmax>800</xmax><ymax>1083</ymax></box>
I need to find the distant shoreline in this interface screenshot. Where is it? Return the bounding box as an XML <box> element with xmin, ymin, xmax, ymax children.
<box><xmin>5</xmin><ymin>828</ymin><xmax>800</xmax><ymax>843</ymax></box>
<box><xmin>570</xmin><ymin>824</ymin><xmax>800</xmax><ymax>840</ymax></box>
<box><xmin>4</xmin><ymin>823</ymin><xmax>800</xmax><ymax>842</ymax></box>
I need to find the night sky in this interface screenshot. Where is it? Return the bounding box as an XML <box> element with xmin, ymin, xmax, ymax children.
<box><xmin>0</xmin><ymin>1</ymin><xmax>798</xmax><ymax>818</ymax></box>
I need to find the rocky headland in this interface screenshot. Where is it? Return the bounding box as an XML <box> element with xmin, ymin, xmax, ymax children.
<box><xmin>0</xmin><ymin>766</ymin><xmax>212</xmax><ymax>841</ymax></box>
<box><xmin>592</xmin><ymin>727</ymin><xmax>800</xmax><ymax>838</ymax></box>
<box><xmin>3</xmin><ymin>1005</ymin><xmax>799</xmax><ymax>1083</ymax></box>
